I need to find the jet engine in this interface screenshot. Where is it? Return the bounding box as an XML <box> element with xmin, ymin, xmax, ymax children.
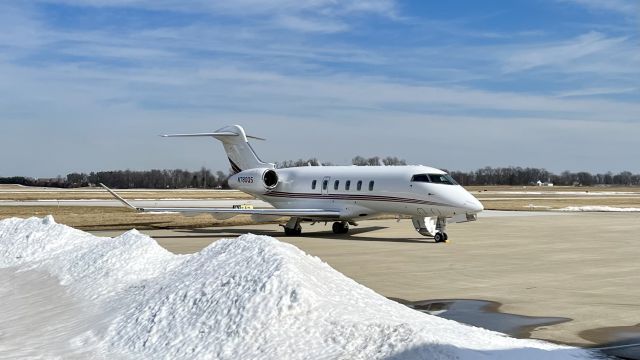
<box><xmin>228</xmin><ymin>168</ymin><xmax>279</xmax><ymax>194</ymax></box>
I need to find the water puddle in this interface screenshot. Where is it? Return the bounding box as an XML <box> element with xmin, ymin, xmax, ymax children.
<box><xmin>394</xmin><ymin>298</ymin><xmax>640</xmax><ymax>359</ymax></box>
<box><xmin>391</xmin><ymin>298</ymin><xmax>570</xmax><ymax>338</ymax></box>
<box><xmin>581</xmin><ymin>325</ymin><xmax>640</xmax><ymax>359</ymax></box>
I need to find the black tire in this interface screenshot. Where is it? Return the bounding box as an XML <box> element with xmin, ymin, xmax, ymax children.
<box><xmin>434</xmin><ymin>232</ymin><xmax>444</xmax><ymax>243</ymax></box>
<box><xmin>332</xmin><ymin>222</ymin><xmax>349</xmax><ymax>234</ymax></box>
<box><xmin>284</xmin><ymin>226</ymin><xmax>302</xmax><ymax>236</ymax></box>
<box><xmin>443</xmin><ymin>232</ymin><xmax>449</xmax><ymax>241</ymax></box>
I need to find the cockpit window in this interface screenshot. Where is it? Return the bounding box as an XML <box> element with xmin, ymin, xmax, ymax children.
<box><xmin>411</xmin><ymin>173</ymin><xmax>458</xmax><ymax>185</ymax></box>
<box><xmin>410</xmin><ymin>174</ymin><xmax>430</xmax><ymax>182</ymax></box>
<box><xmin>429</xmin><ymin>174</ymin><xmax>458</xmax><ymax>185</ymax></box>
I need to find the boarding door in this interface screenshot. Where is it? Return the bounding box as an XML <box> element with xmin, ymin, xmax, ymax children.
<box><xmin>321</xmin><ymin>176</ymin><xmax>331</xmax><ymax>195</ymax></box>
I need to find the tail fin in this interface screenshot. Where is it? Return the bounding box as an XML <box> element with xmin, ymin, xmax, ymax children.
<box><xmin>162</xmin><ymin>125</ymin><xmax>274</xmax><ymax>173</ymax></box>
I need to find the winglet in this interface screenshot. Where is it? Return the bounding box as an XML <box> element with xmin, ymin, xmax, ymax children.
<box><xmin>99</xmin><ymin>183</ymin><xmax>140</xmax><ymax>211</ymax></box>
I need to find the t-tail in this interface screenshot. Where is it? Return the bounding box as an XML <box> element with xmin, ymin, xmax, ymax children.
<box><xmin>162</xmin><ymin>125</ymin><xmax>274</xmax><ymax>173</ymax></box>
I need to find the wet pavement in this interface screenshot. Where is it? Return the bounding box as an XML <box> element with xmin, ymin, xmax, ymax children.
<box><xmin>395</xmin><ymin>298</ymin><xmax>640</xmax><ymax>359</ymax></box>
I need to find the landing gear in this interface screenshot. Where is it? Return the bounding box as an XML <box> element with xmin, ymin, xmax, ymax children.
<box><xmin>332</xmin><ymin>221</ymin><xmax>349</xmax><ymax>234</ymax></box>
<box><xmin>284</xmin><ymin>226</ymin><xmax>302</xmax><ymax>236</ymax></box>
<box><xmin>412</xmin><ymin>216</ymin><xmax>449</xmax><ymax>242</ymax></box>
<box><xmin>435</xmin><ymin>217</ymin><xmax>448</xmax><ymax>242</ymax></box>
<box><xmin>283</xmin><ymin>217</ymin><xmax>302</xmax><ymax>236</ymax></box>
<box><xmin>434</xmin><ymin>232</ymin><xmax>448</xmax><ymax>243</ymax></box>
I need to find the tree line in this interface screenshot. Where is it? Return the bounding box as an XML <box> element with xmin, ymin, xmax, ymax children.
<box><xmin>2</xmin><ymin>158</ymin><xmax>639</xmax><ymax>188</ymax></box>
<box><xmin>448</xmin><ymin>167</ymin><xmax>640</xmax><ymax>186</ymax></box>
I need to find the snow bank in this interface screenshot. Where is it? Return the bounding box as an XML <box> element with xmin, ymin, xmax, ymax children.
<box><xmin>558</xmin><ymin>206</ymin><xmax>640</xmax><ymax>212</ymax></box>
<box><xmin>0</xmin><ymin>217</ymin><xmax>599</xmax><ymax>359</ymax></box>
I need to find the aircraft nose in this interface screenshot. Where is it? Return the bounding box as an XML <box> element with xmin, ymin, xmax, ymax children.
<box><xmin>464</xmin><ymin>198</ymin><xmax>484</xmax><ymax>213</ymax></box>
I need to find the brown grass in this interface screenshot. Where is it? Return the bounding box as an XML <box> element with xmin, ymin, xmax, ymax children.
<box><xmin>466</xmin><ymin>185</ymin><xmax>640</xmax><ymax>194</ymax></box>
<box><xmin>0</xmin><ymin>206</ymin><xmax>274</xmax><ymax>230</ymax></box>
<box><xmin>0</xmin><ymin>189</ymin><xmax>253</xmax><ymax>201</ymax></box>
<box><xmin>1</xmin><ymin>186</ymin><xmax>638</xmax><ymax>231</ymax></box>
<box><xmin>481</xmin><ymin>198</ymin><xmax>640</xmax><ymax>211</ymax></box>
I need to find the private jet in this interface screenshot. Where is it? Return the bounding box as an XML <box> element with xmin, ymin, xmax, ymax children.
<box><xmin>101</xmin><ymin>125</ymin><xmax>483</xmax><ymax>242</ymax></box>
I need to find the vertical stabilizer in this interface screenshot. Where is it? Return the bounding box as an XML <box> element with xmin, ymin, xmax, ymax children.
<box><xmin>213</xmin><ymin>125</ymin><xmax>273</xmax><ymax>172</ymax></box>
<box><xmin>161</xmin><ymin>125</ymin><xmax>274</xmax><ymax>173</ymax></box>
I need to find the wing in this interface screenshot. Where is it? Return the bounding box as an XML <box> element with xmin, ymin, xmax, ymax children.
<box><xmin>99</xmin><ymin>184</ymin><xmax>340</xmax><ymax>219</ymax></box>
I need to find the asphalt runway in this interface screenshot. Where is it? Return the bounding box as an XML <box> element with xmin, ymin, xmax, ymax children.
<box><xmin>91</xmin><ymin>211</ymin><xmax>640</xmax><ymax>351</ymax></box>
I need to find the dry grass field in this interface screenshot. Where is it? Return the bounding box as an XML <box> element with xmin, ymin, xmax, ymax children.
<box><xmin>469</xmin><ymin>185</ymin><xmax>640</xmax><ymax>211</ymax></box>
<box><xmin>0</xmin><ymin>186</ymin><xmax>253</xmax><ymax>201</ymax></box>
<box><xmin>1</xmin><ymin>185</ymin><xmax>639</xmax><ymax>230</ymax></box>
<box><xmin>0</xmin><ymin>206</ymin><xmax>271</xmax><ymax>230</ymax></box>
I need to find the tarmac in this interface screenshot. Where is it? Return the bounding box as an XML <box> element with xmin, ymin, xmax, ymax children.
<box><xmin>91</xmin><ymin>211</ymin><xmax>640</xmax><ymax>349</ymax></box>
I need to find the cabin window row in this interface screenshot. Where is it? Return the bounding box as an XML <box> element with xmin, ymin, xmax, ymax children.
<box><xmin>311</xmin><ymin>179</ymin><xmax>374</xmax><ymax>191</ymax></box>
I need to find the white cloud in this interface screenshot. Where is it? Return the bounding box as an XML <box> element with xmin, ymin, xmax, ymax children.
<box><xmin>555</xmin><ymin>87</ymin><xmax>637</xmax><ymax>97</ymax></box>
<box><xmin>35</xmin><ymin>0</ymin><xmax>398</xmax><ymax>32</ymax></box>
<box><xmin>273</xmin><ymin>15</ymin><xmax>349</xmax><ymax>33</ymax></box>
<box><xmin>559</xmin><ymin>0</ymin><xmax>639</xmax><ymax>15</ymax></box>
<box><xmin>502</xmin><ymin>31</ymin><xmax>628</xmax><ymax>73</ymax></box>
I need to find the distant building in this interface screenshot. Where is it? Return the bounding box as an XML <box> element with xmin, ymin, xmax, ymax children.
<box><xmin>536</xmin><ymin>180</ymin><xmax>554</xmax><ymax>187</ymax></box>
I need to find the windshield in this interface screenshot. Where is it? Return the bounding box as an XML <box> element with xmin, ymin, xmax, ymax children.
<box><xmin>411</xmin><ymin>173</ymin><xmax>458</xmax><ymax>185</ymax></box>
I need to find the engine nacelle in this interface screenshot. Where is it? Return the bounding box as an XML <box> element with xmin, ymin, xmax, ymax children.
<box><xmin>228</xmin><ymin>168</ymin><xmax>279</xmax><ymax>194</ymax></box>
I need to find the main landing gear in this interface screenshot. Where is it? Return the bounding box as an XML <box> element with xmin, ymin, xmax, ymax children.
<box><xmin>283</xmin><ymin>219</ymin><xmax>351</xmax><ymax>236</ymax></box>
<box><xmin>283</xmin><ymin>217</ymin><xmax>302</xmax><ymax>236</ymax></box>
<box><xmin>284</xmin><ymin>226</ymin><xmax>302</xmax><ymax>236</ymax></box>
<box><xmin>332</xmin><ymin>221</ymin><xmax>349</xmax><ymax>234</ymax></box>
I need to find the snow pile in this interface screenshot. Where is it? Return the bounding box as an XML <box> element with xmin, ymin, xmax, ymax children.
<box><xmin>0</xmin><ymin>217</ymin><xmax>599</xmax><ymax>359</ymax></box>
<box><xmin>558</xmin><ymin>206</ymin><xmax>640</xmax><ymax>212</ymax></box>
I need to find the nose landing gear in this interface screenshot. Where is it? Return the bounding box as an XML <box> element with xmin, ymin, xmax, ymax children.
<box><xmin>412</xmin><ymin>216</ymin><xmax>448</xmax><ymax>242</ymax></box>
<box><xmin>433</xmin><ymin>231</ymin><xmax>448</xmax><ymax>243</ymax></box>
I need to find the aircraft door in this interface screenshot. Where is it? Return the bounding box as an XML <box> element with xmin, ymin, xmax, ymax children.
<box><xmin>321</xmin><ymin>176</ymin><xmax>330</xmax><ymax>195</ymax></box>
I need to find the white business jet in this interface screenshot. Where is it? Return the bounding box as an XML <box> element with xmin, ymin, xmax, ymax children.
<box><xmin>101</xmin><ymin>125</ymin><xmax>483</xmax><ymax>242</ymax></box>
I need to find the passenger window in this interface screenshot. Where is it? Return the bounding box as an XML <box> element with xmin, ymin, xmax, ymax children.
<box><xmin>345</xmin><ymin>180</ymin><xmax>351</xmax><ymax>190</ymax></box>
<box><xmin>357</xmin><ymin>180</ymin><xmax>362</xmax><ymax>191</ymax></box>
<box><xmin>322</xmin><ymin>180</ymin><xmax>328</xmax><ymax>190</ymax></box>
<box><xmin>312</xmin><ymin>180</ymin><xmax>317</xmax><ymax>190</ymax></box>
<box><xmin>334</xmin><ymin>180</ymin><xmax>339</xmax><ymax>190</ymax></box>
<box><xmin>369</xmin><ymin>180</ymin><xmax>374</xmax><ymax>191</ymax></box>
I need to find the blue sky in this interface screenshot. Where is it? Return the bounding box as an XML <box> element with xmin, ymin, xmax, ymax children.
<box><xmin>1</xmin><ymin>0</ymin><xmax>638</xmax><ymax>177</ymax></box>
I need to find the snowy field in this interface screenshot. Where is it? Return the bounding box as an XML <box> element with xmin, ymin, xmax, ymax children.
<box><xmin>0</xmin><ymin>217</ymin><xmax>602</xmax><ymax>359</ymax></box>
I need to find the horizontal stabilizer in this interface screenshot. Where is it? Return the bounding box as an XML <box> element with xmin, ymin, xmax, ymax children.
<box><xmin>161</xmin><ymin>132</ymin><xmax>266</xmax><ymax>140</ymax></box>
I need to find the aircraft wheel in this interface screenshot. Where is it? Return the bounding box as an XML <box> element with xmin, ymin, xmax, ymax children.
<box><xmin>444</xmin><ymin>232</ymin><xmax>449</xmax><ymax>241</ymax></box>
<box><xmin>434</xmin><ymin>232</ymin><xmax>445</xmax><ymax>243</ymax></box>
<box><xmin>332</xmin><ymin>222</ymin><xmax>349</xmax><ymax>234</ymax></box>
<box><xmin>285</xmin><ymin>226</ymin><xmax>302</xmax><ymax>236</ymax></box>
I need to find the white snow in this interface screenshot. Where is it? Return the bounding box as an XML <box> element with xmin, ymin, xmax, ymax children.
<box><xmin>558</xmin><ymin>206</ymin><xmax>640</xmax><ymax>212</ymax></box>
<box><xmin>0</xmin><ymin>216</ymin><xmax>599</xmax><ymax>359</ymax></box>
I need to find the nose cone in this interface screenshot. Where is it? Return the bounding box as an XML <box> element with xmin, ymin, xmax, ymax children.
<box><xmin>459</xmin><ymin>188</ymin><xmax>484</xmax><ymax>213</ymax></box>
<box><xmin>464</xmin><ymin>197</ymin><xmax>484</xmax><ymax>213</ymax></box>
